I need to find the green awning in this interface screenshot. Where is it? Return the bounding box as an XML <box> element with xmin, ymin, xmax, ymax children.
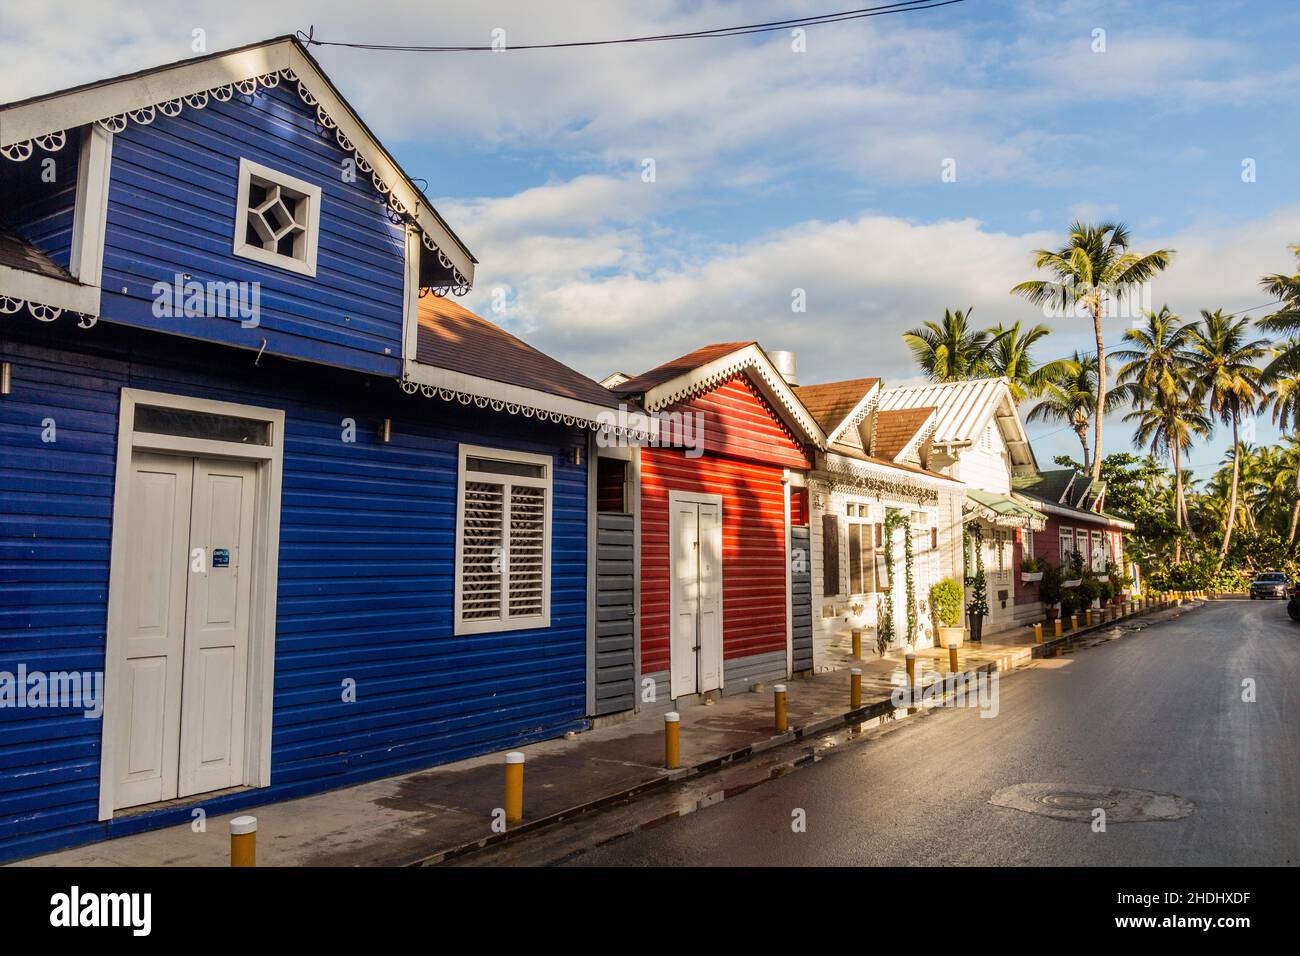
<box><xmin>966</xmin><ymin>488</ymin><xmax>1044</xmax><ymax>525</ymax></box>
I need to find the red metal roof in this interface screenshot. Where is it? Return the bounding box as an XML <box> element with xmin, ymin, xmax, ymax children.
<box><xmin>415</xmin><ymin>296</ymin><xmax>623</xmax><ymax>408</ymax></box>
<box><xmin>615</xmin><ymin>342</ymin><xmax>755</xmax><ymax>394</ymax></box>
<box><xmin>873</xmin><ymin>406</ymin><xmax>935</xmax><ymax>460</ymax></box>
<box><xmin>793</xmin><ymin>378</ymin><xmax>879</xmax><ymax>432</ymax></box>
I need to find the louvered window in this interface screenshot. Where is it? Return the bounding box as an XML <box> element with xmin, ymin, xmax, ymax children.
<box><xmin>456</xmin><ymin>446</ymin><xmax>551</xmax><ymax>634</ymax></box>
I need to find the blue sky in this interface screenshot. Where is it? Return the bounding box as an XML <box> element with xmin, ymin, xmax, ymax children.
<box><xmin>4</xmin><ymin>0</ymin><xmax>1298</xmax><ymax>475</ymax></box>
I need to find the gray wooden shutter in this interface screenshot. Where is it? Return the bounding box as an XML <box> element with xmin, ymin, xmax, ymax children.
<box><xmin>822</xmin><ymin>514</ymin><xmax>840</xmax><ymax>597</ymax></box>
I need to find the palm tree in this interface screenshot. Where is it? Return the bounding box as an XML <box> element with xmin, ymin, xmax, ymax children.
<box><xmin>983</xmin><ymin>321</ymin><xmax>1071</xmax><ymax>403</ymax></box>
<box><xmin>1259</xmin><ymin>245</ymin><xmax>1300</xmax><ymax>382</ymax></box>
<box><xmin>1012</xmin><ymin>221</ymin><xmax>1174</xmax><ymax>481</ymax></box>
<box><xmin>902</xmin><ymin>308</ymin><xmax>999</xmax><ymax>382</ymax></box>
<box><xmin>1113</xmin><ymin>306</ymin><xmax>1194</xmax><ymax>406</ymax></box>
<box><xmin>1124</xmin><ymin>386</ymin><xmax>1211</xmax><ymax>561</ymax></box>
<box><xmin>1276</xmin><ymin>436</ymin><xmax>1300</xmax><ymax>543</ymax></box>
<box><xmin>1025</xmin><ymin>352</ymin><xmax>1119</xmax><ymax>474</ymax></box>
<box><xmin>1261</xmin><ymin>346</ymin><xmax>1300</xmax><ymax>433</ymax></box>
<box><xmin>1186</xmin><ymin>309</ymin><xmax>1268</xmax><ymax>565</ymax></box>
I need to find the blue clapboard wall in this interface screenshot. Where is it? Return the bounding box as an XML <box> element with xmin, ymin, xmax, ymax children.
<box><xmin>0</xmin><ymin>321</ymin><xmax>589</xmax><ymax>862</ymax></box>
<box><xmin>96</xmin><ymin>82</ymin><xmax>407</xmax><ymax>376</ymax></box>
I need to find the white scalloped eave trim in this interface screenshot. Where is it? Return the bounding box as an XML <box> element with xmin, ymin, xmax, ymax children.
<box><xmin>1</xmin><ymin>67</ymin><xmax>468</xmax><ymax>294</ymax></box>
<box><xmin>399</xmin><ymin>378</ymin><xmax>653</xmax><ymax>441</ymax></box>
<box><xmin>819</xmin><ymin>461</ymin><xmax>939</xmax><ymax>504</ymax></box>
<box><xmin>648</xmin><ymin>358</ymin><xmax>817</xmax><ymax>448</ymax></box>
<box><xmin>0</xmin><ymin>295</ymin><xmax>98</xmax><ymax>328</ymax></box>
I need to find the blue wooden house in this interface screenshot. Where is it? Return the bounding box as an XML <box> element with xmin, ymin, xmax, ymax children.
<box><xmin>0</xmin><ymin>36</ymin><xmax>641</xmax><ymax>861</ymax></box>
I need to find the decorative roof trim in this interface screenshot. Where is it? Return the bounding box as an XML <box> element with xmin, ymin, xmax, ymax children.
<box><xmin>400</xmin><ymin>361</ymin><xmax>654</xmax><ymax>441</ymax></box>
<box><xmin>816</xmin><ymin>450</ymin><xmax>957</xmax><ymax>501</ymax></box>
<box><xmin>962</xmin><ymin>497</ymin><xmax>1046</xmax><ymax>530</ymax></box>
<box><xmin>818</xmin><ymin>383</ymin><xmax>880</xmax><ymax>446</ymax></box>
<box><xmin>0</xmin><ymin>288</ymin><xmax>98</xmax><ymax>329</ymax></box>
<box><xmin>637</xmin><ymin>343</ymin><xmax>826</xmax><ymax>448</ymax></box>
<box><xmin>0</xmin><ymin>39</ymin><xmax>473</xmax><ymax>296</ymax></box>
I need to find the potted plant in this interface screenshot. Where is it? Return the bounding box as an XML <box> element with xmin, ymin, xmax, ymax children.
<box><xmin>930</xmin><ymin>577</ymin><xmax>966</xmax><ymax>648</ymax></box>
<box><xmin>1039</xmin><ymin>562</ymin><xmax>1062</xmax><ymax>620</ymax></box>
<box><xmin>1059</xmin><ymin>586</ymin><xmax>1078</xmax><ymax>625</ymax></box>
<box><xmin>1020</xmin><ymin>555</ymin><xmax>1043</xmax><ymax>583</ymax></box>
<box><xmin>1078</xmin><ymin>574</ymin><xmax>1103</xmax><ymax>610</ymax></box>
<box><xmin>1062</xmin><ymin>551</ymin><xmax>1084</xmax><ymax>588</ymax></box>
<box><xmin>966</xmin><ymin>570</ymin><xmax>988</xmax><ymax>644</ymax></box>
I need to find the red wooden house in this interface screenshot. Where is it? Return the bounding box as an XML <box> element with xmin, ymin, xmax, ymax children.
<box><xmin>610</xmin><ymin>344</ymin><xmax>825</xmax><ymax>704</ymax></box>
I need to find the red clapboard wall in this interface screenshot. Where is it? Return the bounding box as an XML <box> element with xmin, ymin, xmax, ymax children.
<box><xmin>640</xmin><ymin>375</ymin><xmax>813</xmax><ymax>675</ymax></box>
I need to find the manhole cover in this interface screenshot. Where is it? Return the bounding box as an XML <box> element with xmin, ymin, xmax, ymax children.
<box><xmin>990</xmin><ymin>783</ymin><xmax>1195</xmax><ymax>823</ymax></box>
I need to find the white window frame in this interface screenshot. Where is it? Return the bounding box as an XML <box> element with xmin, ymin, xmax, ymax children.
<box><xmin>454</xmin><ymin>444</ymin><xmax>553</xmax><ymax>636</ymax></box>
<box><xmin>231</xmin><ymin>157</ymin><xmax>321</xmax><ymax>277</ymax></box>
<box><xmin>1059</xmin><ymin>526</ymin><xmax>1073</xmax><ymax>565</ymax></box>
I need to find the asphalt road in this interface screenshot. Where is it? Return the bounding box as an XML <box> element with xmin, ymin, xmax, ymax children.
<box><xmin>568</xmin><ymin>600</ymin><xmax>1299</xmax><ymax>866</ymax></box>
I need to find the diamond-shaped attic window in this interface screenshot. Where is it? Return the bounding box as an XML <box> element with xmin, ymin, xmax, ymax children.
<box><xmin>233</xmin><ymin>158</ymin><xmax>321</xmax><ymax>277</ymax></box>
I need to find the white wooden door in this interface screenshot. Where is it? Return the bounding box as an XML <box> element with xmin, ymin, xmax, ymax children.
<box><xmin>178</xmin><ymin>458</ymin><xmax>257</xmax><ymax>797</ymax></box>
<box><xmin>669</xmin><ymin>496</ymin><xmax>723</xmax><ymax>698</ymax></box>
<box><xmin>695</xmin><ymin>502</ymin><xmax>722</xmax><ymax>692</ymax></box>
<box><xmin>112</xmin><ymin>452</ymin><xmax>257</xmax><ymax>809</ymax></box>
<box><xmin>112</xmin><ymin>453</ymin><xmax>192</xmax><ymax>809</ymax></box>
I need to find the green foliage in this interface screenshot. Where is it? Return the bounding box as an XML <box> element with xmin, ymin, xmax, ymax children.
<box><xmin>930</xmin><ymin>577</ymin><xmax>964</xmax><ymax>627</ymax></box>
<box><xmin>1039</xmin><ymin>562</ymin><xmax>1062</xmax><ymax>607</ymax></box>
<box><xmin>1077</xmin><ymin>574</ymin><xmax>1103</xmax><ymax>606</ymax></box>
<box><xmin>1058</xmin><ymin>587</ymin><xmax>1078</xmax><ymax>618</ymax></box>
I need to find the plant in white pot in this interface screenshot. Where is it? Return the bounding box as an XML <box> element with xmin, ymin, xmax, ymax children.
<box><xmin>1020</xmin><ymin>555</ymin><xmax>1044</xmax><ymax>583</ymax></box>
<box><xmin>930</xmin><ymin>577</ymin><xmax>966</xmax><ymax>648</ymax></box>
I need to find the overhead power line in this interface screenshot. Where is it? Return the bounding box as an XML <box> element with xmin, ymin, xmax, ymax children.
<box><xmin>295</xmin><ymin>1</ymin><xmax>967</xmax><ymax>53</ymax></box>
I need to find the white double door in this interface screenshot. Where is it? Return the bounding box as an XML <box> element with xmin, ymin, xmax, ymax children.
<box><xmin>112</xmin><ymin>451</ymin><xmax>257</xmax><ymax>810</ymax></box>
<box><xmin>669</xmin><ymin>494</ymin><xmax>723</xmax><ymax>698</ymax></box>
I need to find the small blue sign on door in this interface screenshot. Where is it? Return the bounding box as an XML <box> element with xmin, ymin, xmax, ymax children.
<box><xmin>212</xmin><ymin>549</ymin><xmax>230</xmax><ymax>568</ymax></box>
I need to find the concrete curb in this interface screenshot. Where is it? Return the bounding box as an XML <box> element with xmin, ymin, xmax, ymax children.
<box><xmin>411</xmin><ymin>599</ymin><xmax>1193</xmax><ymax>867</ymax></box>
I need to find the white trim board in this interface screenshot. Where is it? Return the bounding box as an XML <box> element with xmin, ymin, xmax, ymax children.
<box><xmin>98</xmin><ymin>387</ymin><xmax>285</xmax><ymax>820</ymax></box>
<box><xmin>0</xmin><ymin>37</ymin><xmax>475</xmax><ymax>289</ymax></box>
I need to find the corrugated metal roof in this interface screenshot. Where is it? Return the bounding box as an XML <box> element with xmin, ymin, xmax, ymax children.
<box><xmin>876</xmin><ymin>378</ymin><xmax>1008</xmax><ymax>446</ymax></box>
<box><xmin>415</xmin><ymin>296</ymin><xmax>623</xmax><ymax>408</ymax></box>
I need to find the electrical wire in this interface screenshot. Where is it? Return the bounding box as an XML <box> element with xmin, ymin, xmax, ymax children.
<box><xmin>294</xmin><ymin>1</ymin><xmax>967</xmax><ymax>53</ymax></box>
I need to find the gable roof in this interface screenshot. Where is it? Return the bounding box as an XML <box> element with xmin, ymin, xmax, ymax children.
<box><xmin>877</xmin><ymin>377</ymin><xmax>1037</xmax><ymax>474</ymax></box>
<box><xmin>872</xmin><ymin>406</ymin><xmax>936</xmax><ymax>461</ymax></box>
<box><xmin>616</xmin><ymin>343</ymin><xmax>754</xmax><ymax>394</ymax></box>
<box><xmin>415</xmin><ymin>296</ymin><xmax>621</xmax><ymax>409</ymax></box>
<box><xmin>0</xmin><ymin>36</ymin><xmax>474</xmax><ymax>293</ymax></box>
<box><xmin>400</xmin><ymin>295</ymin><xmax>654</xmax><ymax>438</ymax></box>
<box><xmin>1013</xmin><ymin>468</ymin><xmax>1076</xmax><ymax>504</ymax></box>
<box><xmin>613</xmin><ymin>342</ymin><xmax>825</xmax><ymax>448</ymax></box>
<box><xmin>794</xmin><ymin>378</ymin><xmax>879</xmax><ymax>436</ymax></box>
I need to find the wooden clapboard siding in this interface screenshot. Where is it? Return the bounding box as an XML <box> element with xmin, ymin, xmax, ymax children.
<box><xmin>0</xmin><ymin>320</ymin><xmax>588</xmax><ymax>862</ymax></box>
<box><xmin>638</xmin><ymin>374</ymin><xmax>812</xmax><ymax>679</ymax></box>
<box><xmin>97</xmin><ymin>83</ymin><xmax>406</xmax><ymax>376</ymax></box>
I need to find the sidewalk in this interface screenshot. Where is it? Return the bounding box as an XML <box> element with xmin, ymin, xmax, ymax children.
<box><xmin>12</xmin><ymin>601</ymin><xmax>1185</xmax><ymax>867</ymax></box>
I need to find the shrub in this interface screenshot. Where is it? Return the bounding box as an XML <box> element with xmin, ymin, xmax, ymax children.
<box><xmin>1059</xmin><ymin>587</ymin><xmax>1078</xmax><ymax>618</ymax></box>
<box><xmin>930</xmin><ymin>577</ymin><xmax>964</xmax><ymax>627</ymax></box>
<box><xmin>1078</xmin><ymin>575</ymin><xmax>1103</xmax><ymax>606</ymax></box>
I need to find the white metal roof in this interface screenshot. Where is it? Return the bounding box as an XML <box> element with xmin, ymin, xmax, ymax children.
<box><xmin>877</xmin><ymin>377</ymin><xmax>1037</xmax><ymax>473</ymax></box>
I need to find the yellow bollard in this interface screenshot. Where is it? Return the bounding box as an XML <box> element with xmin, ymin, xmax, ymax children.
<box><xmin>1054</xmin><ymin>618</ymin><xmax>1063</xmax><ymax>638</ymax></box>
<box><xmin>1034</xmin><ymin>622</ymin><xmax>1043</xmax><ymax>644</ymax></box>
<box><xmin>230</xmin><ymin>815</ymin><xmax>257</xmax><ymax>868</ymax></box>
<box><xmin>850</xmin><ymin>668</ymin><xmax>862</xmax><ymax>709</ymax></box>
<box><xmin>947</xmin><ymin>643</ymin><xmax>958</xmax><ymax>674</ymax></box>
<box><xmin>664</xmin><ymin>712</ymin><xmax>681</xmax><ymax>769</ymax></box>
<box><xmin>1071</xmin><ymin>614</ymin><xmax>1078</xmax><ymax>633</ymax></box>
<box><xmin>851</xmin><ymin>627</ymin><xmax>862</xmax><ymax>660</ymax></box>
<box><xmin>504</xmin><ymin>751</ymin><xmax>525</xmax><ymax>825</ymax></box>
<box><xmin>1085</xmin><ymin>608</ymin><xmax>1092</xmax><ymax>627</ymax></box>
<box><xmin>774</xmin><ymin>684</ymin><xmax>788</xmax><ymax>733</ymax></box>
<box><xmin>905</xmin><ymin>653</ymin><xmax>917</xmax><ymax>712</ymax></box>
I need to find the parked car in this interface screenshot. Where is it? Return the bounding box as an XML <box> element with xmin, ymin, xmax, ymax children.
<box><xmin>1250</xmin><ymin>572</ymin><xmax>1290</xmax><ymax>599</ymax></box>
